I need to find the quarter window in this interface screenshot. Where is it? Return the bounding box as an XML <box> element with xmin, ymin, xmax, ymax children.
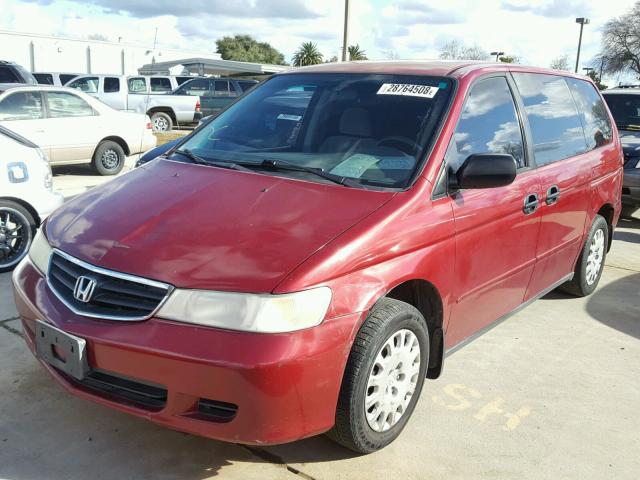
<box><xmin>60</xmin><ymin>74</ymin><xmax>78</xmax><ymax>85</ymax></box>
<box><xmin>0</xmin><ymin>92</ymin><xmax>44</xmax><ymax>120</ymax></box>
<box><xmin>567</xmin><ymin>79</ymin><xmax>612</xmax><ymax>150</ymax></box>
<box><xmin>47</xmin><ymin>92</ymin><xmax>94</xmax><ymax>118</ymax></box>
<box><xmin>128</xmin><ymin>77</ymin><xmax>147</xmax><ymax>93</ymax></box>
<box><xmin>68</xmin><ymin>77</ymin><xmax>99</xmax><ymax>94</ymax></box>
<box><xmin>104</xmin><ymin>77</ymin><xmax>120</xmax><ymax>93</ymax></box>
<box><xmin>513</xmin><ymin>73</ymin><xmax>587</xmax><ymax>166</ymax></box>
<box><xmin>150</xmin><ymin>77</ymin><xmax>172</xmax><ymax>92</ymax></box>
<box><xmin>446</xmin><ymin>76</ymin><xmax>526</xmax><ymax>174</ymax></box>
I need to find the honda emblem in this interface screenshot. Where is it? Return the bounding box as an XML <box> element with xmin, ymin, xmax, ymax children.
<box><xmin>73</xmin><ymin>276</ymin><xmax>97</xmax><ymax>303</ymax></box>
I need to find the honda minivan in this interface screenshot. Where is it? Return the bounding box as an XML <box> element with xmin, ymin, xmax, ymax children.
<box><xmin>12</xmin><ymin>61</ymin><xmax>623</xmax><ymax>453</ymax></box>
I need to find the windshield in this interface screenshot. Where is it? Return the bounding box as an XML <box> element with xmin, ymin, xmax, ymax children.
<box><xmin>176</xmin><ymin>73</ymin><xmax>453</xmax><ymax>189</ymax></box>
<box><xmin>603</xmin><ymin>93</ymin><xmax>640</xmax><ymax>130</ymax></box>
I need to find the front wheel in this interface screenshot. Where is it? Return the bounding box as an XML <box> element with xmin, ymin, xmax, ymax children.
<box><xmin>561</xmin><ymin>214</ymin><xmax>608</xmax><ymax>297</ymax></box>
<box><xmin>327</xmin><ymin>298</ymin><xmax>429</xmax><ymax>453</ymax></box>
<box><xmin>0</xmin><ymin>200</ymin><xmax>36</xmax><ymax>273</ymax></box>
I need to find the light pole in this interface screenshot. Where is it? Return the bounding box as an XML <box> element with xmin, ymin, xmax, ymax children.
<box><xmin>490</xmin><ymin>51</ymin><xmax>504</xmax><ymax>62</ymax></box>
<box><xmin>575</xmin><ymin>17</ymin><xmax>590</xmax><ymax>73</ymax></box>
<box><xmin>341</xmin><ymin>0</ymin><xmax>350</xmax><ymax>62</ymax></box>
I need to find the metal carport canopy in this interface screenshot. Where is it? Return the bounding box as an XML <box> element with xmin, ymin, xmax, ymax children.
<box><xmin>138</xmin><ymin>57</ymin><xmax>290</xmax><ymax>76</ymax></box>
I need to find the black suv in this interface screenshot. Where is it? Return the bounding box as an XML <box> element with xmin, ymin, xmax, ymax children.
<box><xmin>0</xmin><ymin>61</ymin><xmax>37</xmax><ymax>88</ymax></box>
<box><xmin>171</xmin><ymin>77</ymin><xmax>258</xmax><ymax>116</ymax></box>
<box><xmin>603</xmin><ymin>87</ymin><xmax>640</xmax><ymax>217</ymax></box>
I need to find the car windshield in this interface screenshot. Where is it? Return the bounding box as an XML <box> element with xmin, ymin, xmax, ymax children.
<box><xmin>603</xmin><ymin>93</ymin><xmax>640</xmax><ymax>130</ymax></box>
<box><xmin>176</xmin><ymin>73</ymin><xmax>453</xmax><ymax>189</ymax></box>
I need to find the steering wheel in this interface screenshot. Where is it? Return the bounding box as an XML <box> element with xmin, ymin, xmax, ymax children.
<box><xmin>376</xmin><ymin>136</ymin><xmax>417</xmax><ymax>155</ymax></box>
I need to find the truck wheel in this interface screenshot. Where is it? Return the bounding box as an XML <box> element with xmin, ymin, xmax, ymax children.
<box><xmin>327</xmin><ymin>298</ymin><xmax>429</xmax><ymax>454</ymax></box>
<box><xmin>561</xmin><ymin>214</ymin><xmax>608</xmax><ymax>297</ymax></box>
<box><xmin>92</xmin><ymin>141</ymin><xmax>125</xmax><ymax>176</ymax></box>
<box><xmin>0</xmin><ymin>200</ymin><xmax>36</xmax><ymax>273</ymax></box>
<box><xmin>151</xmin><ymin>112</ymin><xmax>173</xmax><ymax>132</ymax></box>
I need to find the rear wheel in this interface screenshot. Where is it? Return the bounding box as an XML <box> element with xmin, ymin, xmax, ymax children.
<box><xmin>561</xmin><ymin>214</ymin><xmax>608</xmax><ymax>297</ymax></box>
<box><xmin>327</xmin><ymin>298</ymin><xmax>429</xmax><ymax>453</ymax></box>
<box><xmin>150</xmin><ymin>112</ymin><xmax>173</xmax><ymax>132</ymax></box>
<box><xmin>92</xmin><ymin>140</ymin><xmax>125</xmax><ymax>176</ymax></box>
<box><xmin>0</xmin><ymin>201</ymin><xmax>36</xmax><ymax>272</ymax></box>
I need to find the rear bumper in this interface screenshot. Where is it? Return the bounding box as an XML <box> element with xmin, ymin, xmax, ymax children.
<box><xmin>12</xmin><ymin>258</ymin><xmax>359</xmax><ymax>445</ymax></box>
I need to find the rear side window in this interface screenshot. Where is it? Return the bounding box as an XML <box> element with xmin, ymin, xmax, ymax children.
<box><xmin>60</xmin><ymin>74</ymin><xmax>78</xmax><ymax>85</ymax></box>
<box><xmin>446</xmin><ymin>76</ymin><xmax>526</xmax><ymax>173</ymax></box>
<box><xmin>0</xmin><ymin>66</ymin><xmax>20</xmax><ymax>83</ymax></box>
<box><xmin>104</xmin><ymin>77</ymin><xmax>120</xmax><ymax>93</ymax></box>
<box><xmin>177</xmin><ymin>79</ymin><xmax>209</xmax><ymax>96</ymax></box>
<box><xmin>0</xmin><ymin>91</ymin><xmax>44</xmax><ymax>120</ymax></box>
<box><xmin>128</xmin><ymin>77</ymin><xmax>147</xmax><ymax>93</ymax></box>
<box><xmin>214</xmin><ymin>80</ymin><xmax>234</xmax><ymax>97</ymax></box>
<box><xmin>68</xmin><ymin>77</ymin><xmax>99</xmax><ymax>94</ymax></box>
<box><xmin>513</xmin><ymin>73</ymin><xmax>587</xmax><ymax>166</ymax></box>
<box><xmin>33</xmin><ymin>73</ymin><xmax>54</xmax><ymax>85</ymax></box>
<box><xmin>567</xmin><ymin>79</ymin><xmax>613</xmax><ymax>150</ymax></box>
<box><xmin>47</xmin><ymin>92</ymin><xmax>94</xmax><ymax>118</ymax></box>
<box><xmin>150</xmin><ymin>77</ymin><xmax>172</xmax><ymax>92</ymax></box>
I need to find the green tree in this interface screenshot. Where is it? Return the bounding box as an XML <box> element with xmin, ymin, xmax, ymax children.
<box><xmin>348</xmin><ymin>44</ymin><xmax>368</xmax><ymax>61</ymax></box>
<box><xmin>586</xmin><ymin>70</ymin><xmax>608</xmax><ymax>90</ymax></box>
<box><xmin>215</xmin><ymin>35</ymin><xmax>286</xmax><ymax>65</ymax></box>
<box><xmin>292</xmin><ymin>42</ymin><xmax>324</xmax><ymax>67</ymax></box>
<box><xmin>499</xmin><ymin>55</ymin><xmax>519</xmax><ymax>64</ymax></box>
<box><xmin>598</xmin><ymin>2</ymin><xmax>640</xmax><ymax>77</ymax></box>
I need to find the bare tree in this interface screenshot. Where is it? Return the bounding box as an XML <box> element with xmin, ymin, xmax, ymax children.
<box><xmin>550</xmin><ymin>55</ymin><xmax>570</xmax><ymax>71</ymax></box>
<box><xmin>598</xmin><ymin>2</ymin><xmax>640</xmax><ymax>77</ymax></box>
<box><xmin>383</xmin><ymin>49</ymin><xmax>400</xmax><ymax>60</ymax></box>
<box><xmin>438</xmin><ymin>40</ymin><xmax>488</xmax><ymax>61</ymax></box>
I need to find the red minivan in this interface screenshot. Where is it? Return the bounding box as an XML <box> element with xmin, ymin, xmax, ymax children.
<box><xmin>12</xmin><ymin>61</ymin><xmax>623</xmax><ymax>453</ymax></box>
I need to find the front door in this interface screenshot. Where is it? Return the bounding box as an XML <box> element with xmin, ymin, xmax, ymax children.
<box><xmin>445</xmin><ymin>75</ymin><xmax>542</xmax><ymax>347</ymax></box>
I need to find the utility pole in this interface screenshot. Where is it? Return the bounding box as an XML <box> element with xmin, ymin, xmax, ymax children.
<box><xmin>341</xmin><ymin>0</ymin><xmax>350</xmax><ymax>62</ymax></box>
<box><xmin>574</xmin><ymin>17</ymin><xmax>590</xmax><ymax>73</ymax></box>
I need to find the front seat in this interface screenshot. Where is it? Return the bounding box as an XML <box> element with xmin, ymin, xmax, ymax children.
<box><xmin>319</xmin><ymin>107</ymin><xmax>376</xmax><ymax>154</ymax></box>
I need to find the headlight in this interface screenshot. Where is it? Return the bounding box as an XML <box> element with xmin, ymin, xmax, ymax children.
<box><xmin>29</xmin><ymin>228</ymin><xmax>52</xmax><ymax>275</ymax></box>
<box><xmin>156</xmin><ymin>287</ymin><xmax>332</xmax><ymax>333</ymax></box>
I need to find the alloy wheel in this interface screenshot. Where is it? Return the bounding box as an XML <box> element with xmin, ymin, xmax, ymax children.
<box><xmin>0</xmin><ymin>208</ymin><xmax>31</xmax><ymax>270</ymax></box>
<box><xmin>586</xmin><ymin>228</ymin><xmax>605</xmax><ymax>285</ymax></box>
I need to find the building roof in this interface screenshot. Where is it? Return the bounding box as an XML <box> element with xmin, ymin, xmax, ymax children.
<box><xmin>139</xmin><ymin>57</ymin><xmax>290</xmax><ymax>76</ymax></box>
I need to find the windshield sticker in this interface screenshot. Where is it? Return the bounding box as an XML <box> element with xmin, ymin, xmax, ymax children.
<box><xmin>330</xmin><ymin>154</ymin><xmax>380</xmax><ymax>178</ymax></box>
<box><xmin>377</xmin><ymin>84</ymin><xmax>439</xmax><ymax>98</ymax></box>
<box><xmin>277</xmin><ymin>113</ymin><xmax>303</xmax><ymax>121</ymax></box>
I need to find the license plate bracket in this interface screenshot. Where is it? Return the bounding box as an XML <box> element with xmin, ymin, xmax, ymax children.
<box><xmin>35</xmin><ymin>320</ymin><xmax>89</xmax><ymax>381</ymax></box>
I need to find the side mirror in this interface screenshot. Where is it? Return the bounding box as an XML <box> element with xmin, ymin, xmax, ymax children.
<box><xmin>455</xmin><ymin>153</ymin><xmax>517</xmax><ymax>190</ymax></box>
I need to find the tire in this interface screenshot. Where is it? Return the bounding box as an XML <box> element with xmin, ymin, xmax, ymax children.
<box><xmin>621</xmin><ymin>205</ymin><xmax>638</xmax><ymax>219</ymax></box>
<box><xmin>327</xmin><ymin>298</ymin><xmax>429</xmax><ymax>454</ymax></box>
<box><xmin>150</xmin><ymin>112</ymin><xmax>173</xmax><ymax>132</ymax></box>
<box><xmin>0</xmin><ymin>200</ymin><xmax>36</xmax><ymax>273</ymax></box>
<box><xmin>92</xmin><ymin>140</ymin><xmax>125</xmax><ymax>176</ymax></box>
<box><xmin>561</xmin><ymin>214</ymin><xmax>608</xmax><ymax>297</ymax></box>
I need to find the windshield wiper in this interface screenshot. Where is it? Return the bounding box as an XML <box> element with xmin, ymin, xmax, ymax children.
<box><xmin>258</xmin><ymin>159</ymin><xmax>364</xmax><ymax>188</ymax></box>
<box><xmin>172</xmin><ymin>149</ymin><xmax>253</xmax><ymax>172</ymax></box>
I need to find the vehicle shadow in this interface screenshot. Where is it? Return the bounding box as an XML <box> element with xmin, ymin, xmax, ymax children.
<box><xmin>585</xmin><ymin>272</ymin><xmax>640</xmax><ymax>340</ymax></box>
<box><xmin>618</xmin><ymin>215</ymin><xmax>640</xmax><ymax>230</ymax></box>
<box><xmin>52</xmin><ymin>164</ymin><xmax>98</xmax><ymax>177</ymax></box>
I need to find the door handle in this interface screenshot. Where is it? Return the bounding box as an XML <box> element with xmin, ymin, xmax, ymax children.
<box><xmin>546</xmin><ymin>185</ymin><xmax>561</xmax><ymax>205</ymax></box>
<box><xmin>523</xmin><ymin>193</ymin><xmax>539</xmax><ymax>215</ymax></box>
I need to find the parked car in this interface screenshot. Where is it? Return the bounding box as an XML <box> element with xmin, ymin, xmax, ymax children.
<box><xmin>0</xmin><ymin>85</ymin><xmax>156</xmax><ymax>175</ymax></box>
<box><xmin>171</xmin><ymin>77</ymin><xmax>258</xmax><ymax>116</ymax></box>
<box><xmin>0</xmin><ymin>60</ymin><xmax>38</xmax><ymax>90</ymax></box>
<box><xmin>0</xmin><ymin>125</ymin><xmax>63</xmax><ymax>272</ymax></box>
<box><xmin>67</xmin><ymin>74</ymin><xmax>202</xmax><ymax>131</ymax></box>
<box><xmin>33</xmin><ymin>72</ymin><xmax>81</xmax><ymax>86</ymax></box>
<box><xmin>602</xmin><ymin>87</ymin><xmax>640</xmax><ymax>217</ymax></box>
<box><xmin>12</xmin><ymin>62</ymin><xmax>622</xmax><ymax>454</ymax></box>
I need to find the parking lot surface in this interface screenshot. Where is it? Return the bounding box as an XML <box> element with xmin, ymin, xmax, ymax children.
<box><xmin>0</xmin><ymin>176</ymin><xmax>638</xmax><ymax>479</ymax></box>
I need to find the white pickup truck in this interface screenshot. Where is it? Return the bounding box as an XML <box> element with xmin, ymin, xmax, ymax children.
<box><xmin>67</xmin><ymin>74</ymin><xmax>202</xmax><ymax>131</ymax></box>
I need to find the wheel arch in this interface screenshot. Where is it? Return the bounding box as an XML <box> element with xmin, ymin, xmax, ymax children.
<box><xmin>147</xmin><ymin>107</ymin><xmax>177</xmax><ymax>125</ymax></box>
<box><xmin>0</xmin><ymin>196</ymin><xmax>41</xmax><ymax>227</ymax></box>
<box><xmin>596</xmin><ymin>203</ymin><xmax>615</xmax><ymax>252</ymax></box>
<box><xmin>95</xmin><ymin>136</ymin><xmax>130</xmax><ymax>157</ymax></box>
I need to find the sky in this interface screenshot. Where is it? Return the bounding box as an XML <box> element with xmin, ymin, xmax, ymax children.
<box><xmin>0</xmin><ymin>0</ymin><xmax>637</xmax><ymax>84</ymax></box>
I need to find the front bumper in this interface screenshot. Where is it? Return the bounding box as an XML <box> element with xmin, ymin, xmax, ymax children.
<box><xmin>12</xmin><ymin>258</ymin><xmax>359</xmax><ymax>445</ymax></box>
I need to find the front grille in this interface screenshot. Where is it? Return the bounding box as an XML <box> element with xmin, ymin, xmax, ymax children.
<box><xmin>62</xmin><ymin>369</ymin><xmax>167</xmax><ymax>411</ymax></box>
<box><xmin>47</xmin><ymin>250</ymin><xmax>172</xmax><ymax>321</ymax></box>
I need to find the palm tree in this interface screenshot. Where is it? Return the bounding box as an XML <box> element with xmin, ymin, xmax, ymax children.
<box><xmin>348</xmin><ymin>44</ymin><xmax>368</xmax><ymax>61</ymax></box>
<box><xmin>292</xmin><ymin>42</ymin><xmax>324</xmax><ymax>67</ymax></box>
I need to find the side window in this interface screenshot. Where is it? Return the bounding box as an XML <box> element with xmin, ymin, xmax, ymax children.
<box><xmin>104</xmin><ymin>77</ymin><xmax>120</xmax><ymax>93</ymax></box>
<box><xmin>47</xmin><ymin>92</ymin><xmax>95</xmax><ymax>118</ymax></box>
<box><xmin>214</xmin><ymin>80</ymin><xmax>232</xmax><ymax>97</ymax></box>
<box><xmin>446</xmin><ymin>76</ymin><xmax>526</xmax><ymax>174</ymax></box>
<box><xmin>179</xmin><ymin>79</ymin><xmax>209</xmax><ymax>96</ymax></box>
<box><xmin>238</xmin><ymin>81</ymin><xmax>257</xmax><ymax>92</ymax></box>
<box><xmin>33</xmin><ymin>73</ymin><xmax>54</xmax><ymax>85</ymax></box>
<box><xmin>567</xmin><ymin>79</ymin><xmax>613</xmax><ymax>150</ymax></box>
<box><xmin>0</xmin><ymin>92</ymin><xmax>44</xmax><ymax>120</ymax></box>
<box><xmin>150</xmin><ymin>77</ymin><xmax>172</xmax><ymax>92</ymax></box>
<box><xmin>513</xmin><ymin>73</ymin><xmax>587</xmax><ymax>166</ymax></box>
<box><xmin>60</xmin><ymin>74</ymin><xmax>78</xmax><ymax>85</ymax></box>
<box><xmin>128</xmin><ymin>77</ymin><xmax>147</xmax><ymax>93</ymax></box>
<box><xmin>67</xmin><ymin>77</ymin><xmax>99</xmax><ymax>94</ymax></box>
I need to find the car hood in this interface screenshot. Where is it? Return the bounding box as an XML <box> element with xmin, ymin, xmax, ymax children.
<box><xmin>45</xmin><ymin>159</ymin><xmax>395</xmax><ymax>292</ymax></box>
<box><xmin>620</xmin><ymin>130</ymin><xmax>640</xmax><ymax>157</ymax></box>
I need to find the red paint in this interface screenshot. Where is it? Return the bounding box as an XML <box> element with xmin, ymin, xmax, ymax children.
<box><xmin>13</xmin><ymin>61</ymin><xmax>623</xmax><ymax>445</ymax></box>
